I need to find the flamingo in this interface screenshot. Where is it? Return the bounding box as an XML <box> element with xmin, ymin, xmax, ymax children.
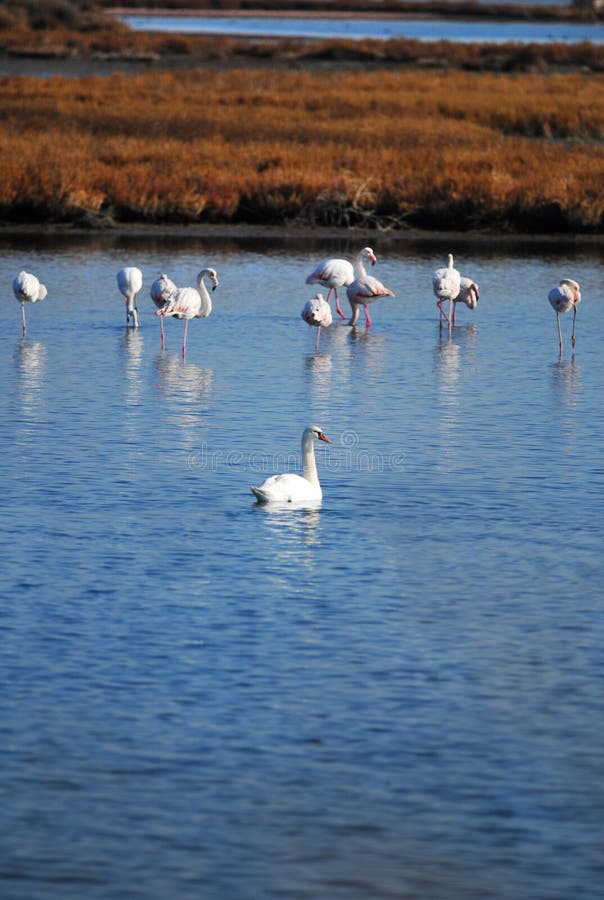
<box><xmin>433</xmin><ymin>253</ymin><xmax>461</xmax><ymax>327</ymax></box>
<box><xmin>12</xmin><ymin>270</ymin><xmax>47</xmax><ymax>336</ymax></box>
<box><xmin>251</xmin><ymin>425</ymin><xmax>331</xmax><ymax>504</ymax></box>
<box><xmin>305</xmin><ymin>246</ymin><xmax>377</xmax><ymax>320</ymax></box>
<box><xmin>150</xmin><ymin>273</ymin><xmax>177</xmax><ymax>347</ymax></box>
<box><xmin>451</xmin><ymin>275</ymin><xmax>479</xmax><ymax>326</ymax></box>
<box><xmin>346</xmin><ymin>255</ymin><xmax>395</xmax><ymax>327</ymax></box>
<box><xmin>156</xmin><ymin>267</ymin><xmax>219</xmax><ymax>356</ymax></box>
<box><xmin>117</xmin><ymin>266</ymin><xmax>143</xmax><ymax>328</ymax></box>
<box><xmin>301</xmin><ymin>292</ymin><xmax>333</xmax><ymax>351</ymax></box>
<box><xmin>548</xmin><ymin>278</ymin><xmax>581</xmax><ymax>352</ymax></box>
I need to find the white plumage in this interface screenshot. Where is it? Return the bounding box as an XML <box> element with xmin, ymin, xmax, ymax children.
<box><xmin>150</xmin><ymin>273</ymin><xmax>177</xmax><ymax>347</ymax></box>
<box><xmin>156</xmin><ymin>267</ymin><xmax>219</xmax><ymax>356</ymax></box>
<box><xmin>451</xmin><ymin>275</ymin><xmax>479</xmax><ymax>325</ymax></box>
<box><xmin>432</xmin><ymin>253</ymin><xmax>461</xmax><ymax>326</ymax></box>
<box><xmin>301</xmin><ymin>292</ymin><xmax>333</xmax><ymax>350</ymax></box>
<box><xmin>548</xmin><ymin>278</ymin><xmax>581</xmax><ymax>352</ymax></box>
<box><xmin>12</xmin><ymin>270</ymin><xmax>47</xmax><ymax>336</ymax></box>
<box><xmin>117</xmin><ymin>266</ymin><xmax>143</xmax><ymax>328</ymax></box>
<box><xmin>306</xmin><ymin>246</ymin><xmax>377</xmax><ymax>320</ymax></box>
<box><xmin>346</xmin><ymin>253</ymin><xmax>395</xmax><ymax>327</ymax></box>
<box><xmin>251</xmin><ymin>425</ymin><xmax>331</xmax><ymax>504</ymax></box>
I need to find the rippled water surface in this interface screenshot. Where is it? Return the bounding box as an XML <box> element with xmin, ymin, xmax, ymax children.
<box><xmin>1</xmin><ymin>231</ymin><xmax>603</xmax><ymax>899</ymax></box>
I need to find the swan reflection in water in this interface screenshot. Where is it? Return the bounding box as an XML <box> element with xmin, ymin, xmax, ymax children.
<box><xmin>14</xmin><ymin>339</ymin><xmax>47</xmax><ymax>427</ymax></box>
<box><xmin>255</xmin><ymin>502</ymin><xmax>322</xmax><ymax>563</ymax></box>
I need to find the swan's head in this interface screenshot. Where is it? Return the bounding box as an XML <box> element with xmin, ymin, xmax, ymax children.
<box><xmin>307</xmin><ymin>424</ymin><xmax>331</xmax><ymax>444</ymax></box>
<box><xmin>361</xmin><ymin>247</ymin><xmax>377</xmax><ymax>267</ymax></box>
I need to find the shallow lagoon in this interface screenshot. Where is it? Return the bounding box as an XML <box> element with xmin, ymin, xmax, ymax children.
<box><xmin>1</xmin><ymin>230</ymin><xmax>603</xmax><ymax>898</ymax></box>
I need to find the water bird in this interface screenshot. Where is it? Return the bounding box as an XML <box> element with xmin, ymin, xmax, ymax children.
<box><xmin>548</xmin><ymin>278</ymin><xmax>581</xmax><ymax>352</ymax></box>
<box><xmin>251</xmin><ymin>425</ymin><xmax>331</xmax><ymax>504</ymax></box>
<box><xmin>451</xmin><ymin>275</ymin><xmax>479</xmax><ymax>325</ymax></box>
<box><xmin>155</xmin><ymin>267</ymin><xmax>219</xmax><ymax>357</ymax></box>
<box><xmin>433</xmin><ymin>253</ymin><xmax>461</xmax><ymax>327</ymax></box>
<box><xmin>301</xmin><ymin>292</ymin><xmax>333</xmax><ymax>351</ymax></box>
<box><xmin>117</xmin><ymin>266</ymin><xmax>143</xmax><ymax>328</ymax></box>
<box><xmin>346</xmin><ymin>256</ymin><xmax>395</xmax><ymax>327</ymax></box>
<box><xmin>150</xmin><ymin>273</ymin><xmax>177</xmax><ymax>347</ymax></box>
<box><xmin>305</xmin><ymin>246</ymin><xmax>377</xmax><ymax>320</ymax></box>
<box><xmin>12</xmin><ymin>270</ymin><xmax>47</xmax><ymax>336</ymax></box>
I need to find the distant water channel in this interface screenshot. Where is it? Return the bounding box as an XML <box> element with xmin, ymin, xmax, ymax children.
<box><xmin>120</xmin><ymin>12</ymin><xmax>604</xmax><ymax>44</ymax></box>
<box><xmin>2</xmin><ymin>230</ymin><xmax>604</xmax><ymax>899</ymax></box>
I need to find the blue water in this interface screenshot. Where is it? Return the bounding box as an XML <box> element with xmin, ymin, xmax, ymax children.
<box><xmin>120</xmin><ymin>13</ymin><xmax>604</xmax><ymax>45</ymax></box>
<box><xmin>1</xmin><ymin>231</ymin><xmax>603</xmax><ymax>899</ymax></box>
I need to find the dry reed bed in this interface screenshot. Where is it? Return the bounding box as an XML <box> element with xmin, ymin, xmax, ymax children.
<box><xmin>1</xmin><ymin>67</ymin><xmax>603</xmax><ymax>231</ymax></box>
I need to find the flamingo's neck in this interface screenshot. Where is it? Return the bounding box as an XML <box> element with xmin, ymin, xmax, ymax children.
<box><xmin>356</xmin><ymin>252</ymin><xmax>368</xmax><ymax>279</ymax></box>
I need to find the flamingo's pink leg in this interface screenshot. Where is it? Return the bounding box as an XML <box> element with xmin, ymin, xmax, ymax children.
<box><xmin>182</xmin><ymin>319</ymin><xmax>189</xmax><ymax>357</ymax></box>
<box><xmin>556</xmin><ymin>311</ymin><xmax>563</xmax><ymax>352</ymax></box>
<box><xmin>21</xmin><ymin>303</ymin><xmax>27</xmax><ymax>337</ymax></box>
<box><xmin>314</xmin><ymin>327</ymin><xmax>321</xmax><ymax>351</ymax></box>
<box><xmin>334</xmin><ymin>289</ymin><xmax>347</xmax><ymax>320</ymax></box>
<box><xmin>364</xmin><ymin>304</ymin><xmax>372</xmax><ymax>328</ymax></box>
<box><xmin>571</xmin><ymin>305</ymin><xmax>577</xmax><ymax>348</ymax></box>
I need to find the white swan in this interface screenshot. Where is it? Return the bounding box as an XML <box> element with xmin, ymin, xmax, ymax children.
<box><xmin>251</xmin><ymin>425</ymin><xmax>331</xmax><ymax>503</ymax></box>
<box><xmin>117</xmin><ymin>266</ymin><xmax>143</xmax><ymax>328</ymax></box>
<box><xmin>156</xmin><ymin>267</ymin><xmax>219</xmax><ymax>356</ymax></box>
<box><xmin>12</xmin><ymin>270</ymin><xmax>47</xmax><ymax>336</ymax></box>
<box><xmin>301</xmin><ymin>292</ymin><xmax>333</xmax><ymax>350</ymax></box>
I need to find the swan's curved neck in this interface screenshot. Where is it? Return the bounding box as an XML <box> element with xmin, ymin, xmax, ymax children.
<box><xmin>301</xmin><ymin>431</ymin><xmax>320</xmax><ymax>487</ymax></box>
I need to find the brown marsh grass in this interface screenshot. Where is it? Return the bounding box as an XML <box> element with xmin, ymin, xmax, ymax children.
<box><xmin>1</xmin><ymin>67</ymin><xmax>603</xmax><ymax>232</ymax></box>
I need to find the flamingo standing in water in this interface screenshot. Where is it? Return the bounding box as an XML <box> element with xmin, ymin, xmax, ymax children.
<box><xmin>548</xmin><ymin>278</ymin><xmax>581</xmax><ymax>352</ymax></box>
<box><xmin>301</xmin><ymin>292</ymin><xmax>333</xmax><ymax>351</ymax></box>
<box><xmin>433</xmin><ymin>253</ymin><xmax>461</xmax><ymax>327</ymax></box>
<box><xmin>305</xmin><ymin>247</ymin><xmax>377</xmax><ymax>320</ymax></box>
<box><xmin>117</xmin><ymin>266</ymin><xmax>143</xmax><ymax>328</ymax></box>
<box><xmin>251</xmin><ymin>425</ymin><xmax>331</xmax><ymax>504</ymax></box>
<box><xmin>451</xmin><ymin>275</ymin><xmax>479</xmax><ymax>326</ymax></box>
<box><xmin>156</xmin><ymin>267</ymin><xmax>219</xmax><ymax>356</ymax></box>
<box><xmin>150</xmin><ymin>273</ymin><xmax>177</xmax><ymax>347</ymax></box>
<box><xmin>346</xmin><ymin>254</ymin><xmax>394</xmax><ymax>327</ymax></box>
<box><xmin>12</xmin><ymin>270</ymin><xmax>47</xmax><ymax>336</ymax></box>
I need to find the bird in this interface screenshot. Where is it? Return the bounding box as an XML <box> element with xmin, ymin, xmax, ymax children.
<box><xmin>548</xmin><ymin>278</ymin><xmax>581</xmax><ymax>352</ymax></box>
<box><xmin>451</xmin><ymin>275</ymin><xmax>479</xmax><ymax>326</ymax></box>
<box><xmin>346</xmin><ymin>254</ymin><xmax>395</xmax><ymax>327</ymax></box>
<box><xmin>305</xmin><ymin>246</ymin><xmax>377</xmax><ymax>320</ymax></box>
<box><xmin>433</xmin><ymin>253</ymin><xmax>461</xmax><ymax>327</ymax></box>
<box><xmin>155</xmin><ymin>267</ymin><xmax>219</xmax><ymax>356</ymax></box>
<box><xmin>251</xmin><ymin>425</ymin><xmax>331</xmax><ymax>504</ymax></box>
<box><xmin>117</xmin><ymin>266</ymin><xmax>143</xmax><ymax>328</ymax></box>
<box><xmin>12</xmin><ymin>270</ymin><xmax>47</xmax><ymax>336</ymax></box>
<box><xmin>150</xmin><ymin>273</ymin><xmax>177</xmax><ymax>347</ymax></box>
<box><xmin>301</xmin><ymin>292</ymin><xmax>333</xmax><ymax>351</ymax></box>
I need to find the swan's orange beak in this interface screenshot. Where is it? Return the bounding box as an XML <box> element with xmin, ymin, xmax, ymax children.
<box><xmin>319</xmin><ymin>432</ymin><xmax>331</xmax><ymax>444</ymax></box>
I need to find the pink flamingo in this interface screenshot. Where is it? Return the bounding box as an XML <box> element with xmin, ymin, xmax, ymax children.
<box><xmin>305</xmin><ymin>247</ymin><xmax>377</xmax><ymax>320</ymax></box>
<box><xmin>156</xmin><ymin>267</ymin><xmax>219</xmax><ymax>356</ymax></box>
<box><xmin>117</xmin><ymin>266</ymin><xmax>143</xmax><ymax>328</ymax></box>
<box><xmin>548</xmin><ymin>278</ymin><xmax>581</xmax><ymax>352</ymax></box>
<box><xmin>12</xmin><ymin>270</ymin><xmax>47</xmax><ymax>336</ymax></box>
<box><xmin>346</xmin><ymin>256</ymin><xmax>394</xmax><ymax>327</ymax></box>
<box><xmin>150</xmin><ymin>273</ymin><xmax>177</xmax><ymax>347</ymax></box>
<box><xmin>451</xmin><ymin>275</ymin><xmax>479</xmax><ymax>325</ymax></box>
<box><xmin>432</xmin><ymin>253</ymin><xmax>461</xmax><ymax>327</ymax></box>
<box><xmin>301</xmin><ymin>292</ymin><xmax>333</xmax><ymax>351</ymax></box>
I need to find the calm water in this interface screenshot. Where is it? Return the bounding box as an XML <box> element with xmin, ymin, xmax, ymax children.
<box><xmin>120</xmin><ymin>13</ymin><xmax>604</xmax><ymax>44</ymax></box>
<box><xmin>1</xmin><ymin>231</ymin><xmax>603</xmax><ymax>899</ymax></box>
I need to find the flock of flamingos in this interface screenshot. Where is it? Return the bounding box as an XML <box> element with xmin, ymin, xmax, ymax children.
<box><xmin>11</xmin><ymin>247</ymin><xmax>581</xmax><ymax>503</ymax></box>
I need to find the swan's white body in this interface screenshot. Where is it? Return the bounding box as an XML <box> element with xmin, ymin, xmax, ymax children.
<box><xmin>251</xmin><ymin>425</ymin><xmax>331</xmax><ymax>503</ymax></box>
<box><xmin>156</xmin><ymin>268</ymin><xmax>219</xmax><ymax>355</ymax></box>
<box><xmin>548</xmin><ymin>278</ymin><xmax>581</xmax><ymax>351</ymax></box>
<box><xmin>117</xmin><ymin>267</ymin><xmax>143</xmax><ymax>328</ymax></box>
<box><xmin>451</xmin><ymin>275</ymin><xmax>479</xmax><ymax>325</ymax></box>
<box><xmin>150</xmin><ymin>273</ymin><xmax>177</xmax><ymax>346</ymax></box>
<box><xmin>306</xmin><ymin>247</ymin><xmax>377</xmax><ymax>319</ymax></box>
<box><xmin>301</xmin><ymin>292</ymin><xmax>333</xmax><ymax>350</ymax></box>
<box><xmin>433</xmin><ymin>253</ymin><xmax>461</xmax><ymax>326</ymax></box>
<box><xmin>12</xmin><ymin>270</ymin><xmax>47</xmax><ymax>336</ymax></box>
<box><xmin>346</xmin><ymin>252</ymin><xmax>394</xmax><ymax>327</ymax></box>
